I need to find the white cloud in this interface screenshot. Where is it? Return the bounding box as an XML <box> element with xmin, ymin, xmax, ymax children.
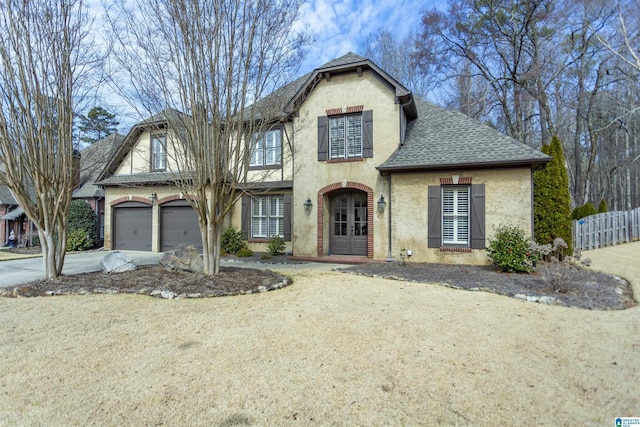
<box><xmin>297</xmin><ymin>0</ymin><xmax>442</xmax><ymax>73</ymax></box>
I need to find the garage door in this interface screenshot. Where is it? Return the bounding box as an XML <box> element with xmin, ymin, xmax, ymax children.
<box><xmin>113</xmin><ymin>202</ymin><xmax>152</xmax><ymax>251</ymax></box>
<box><xmin>161</xmin><ymin>200</ymin><xmax>202</xmax><ymax>252</ymax></box>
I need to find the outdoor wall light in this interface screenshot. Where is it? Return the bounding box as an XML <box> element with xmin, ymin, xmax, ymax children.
<box><xmin>149</xmin><ymin>192</ymin><xmax>157</xmax><ymax>205</ymax></box>
<box><xmin>377</xmin><ymin>195</ymin><xmax>386</xmax><ymax>213</ymax></box>
<box><xmin>303</xmin><ymin>197</ymin><xmax>313</xmax><ymax>213</ymax></box>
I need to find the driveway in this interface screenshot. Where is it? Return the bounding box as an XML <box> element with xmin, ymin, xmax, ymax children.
<box><xmin>0</xmin><ymin>251</ymin><xmax>347</xmax><ymax>288</ymax></box>
<box><xmin>0</xmin><ymin>251</ymin><xmax>162</xmax><ymax>288</ymax></box>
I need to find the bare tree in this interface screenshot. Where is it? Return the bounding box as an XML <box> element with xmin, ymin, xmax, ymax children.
<box><xmin>0</xmin><ymin>0</ymin><xmax>97</xmax><ymax>279</ymax></box>
<box><xmin>106</xmin><ymin>0</ymin><xmax>307</xmax><ymax>275</ymax></box>
<box><xmin>360</xmin><ymin>30</ymin><xmax>438</xmax><ymax>99</ymax></box>
<box><xmin>416</xmin><ymin>0</ymin><xmax>567</xmax><ymax>146</ymax></box>
<box><xmin>594</xmin><ymin>0</ymin><xmax>640</xmax><ymax>72</ymax></box>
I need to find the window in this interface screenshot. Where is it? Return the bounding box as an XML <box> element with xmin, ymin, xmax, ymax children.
<box><xmin>250</xmin><ymin>129</ymin><xmax>281</xmax><ymax>168</ymax></box>
<box><xmin>251</xmin><ymin>195</ymin><xmax>284</xmax><ymax>239</ymax></box>
<box><xmin>442</xmin><ymin>187</ymin><xmax>469</xmax><ymax>244</ymax></box>
<box><xmin>318</xmin><ymin>110</ymin><xmax>372</xmax><ymax>161</ymax></box>
<box><xmin>151</xmin><ymin>134</ymin><xmax>166</xmax><ymax>171</ymax></box>
<box><xmin>428</xmin><ymin>184</ymin><xmax>485</xmax><ymax>249</ymax></box>
<box><xmin>330</xmin><ymin>114</ymin><xmax>362</xmax><ymax>159</ymax></box>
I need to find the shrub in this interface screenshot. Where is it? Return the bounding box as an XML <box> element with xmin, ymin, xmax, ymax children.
<box><xmin>68</xmin><ymin>200</ymin><xmax>96</xmax><ymax>250</ymax></box>
<box><xmin>66</xmin><ymin>229</ymin><xmax>93</xmax><ymax>251</ymax></box>
<box><xmin>236</xmin><ymin>248</ymin><xmax>254</xmax><ymax>257</ymax></box>
<box><xmin>267</xmin><ymin>235</ymin><xmax>285</xmax><ymax>256</ymax></box>
<box><xmin>221</xmin><ymin>226</ymin><xmax>247</xmax><ymax>254</ymax></box>
<box><xmin>533</xmin><ymin>136</ymin><xmax>573</xmax><ymax>253</ymax></box>
<box><xmin>486</xmin><ymin>224</ymin><xmax>537</xmax><ymax>273</ymax></box>
<box><xmin>536</xmin><ymin>237</ymin><xmax>576</xmax><ymax>293</ymax></box>
<box><xmin>598</xmin><ymin>199</ymin><xmax>608</xmax><ymax>213</ymax></box>
<box><xmin>571</xmin><ymin>203</ymin><xmax>596</xmax><ymax>220</ymax></box>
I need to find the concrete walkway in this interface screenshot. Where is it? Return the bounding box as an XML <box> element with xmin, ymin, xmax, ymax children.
<box><xmin>0</xmin><ymin>250</ymin><xmax>349</xmax><ymax>288</ymax></box>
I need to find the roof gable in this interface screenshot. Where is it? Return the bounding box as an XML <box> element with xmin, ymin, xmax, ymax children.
<box><xmin>97</xmin><ymin>109</ymin><xmax>187</xmax><ymax>183</ymax></box>
<box><xmin>282</xmin><ymin>52</ymin><xmax>417</xmax><ymax>120</ymax></box>
<box><xmin>378</xmin><ymin>97</ymin><xmax>552</xmax><ymax>172</ymax></box>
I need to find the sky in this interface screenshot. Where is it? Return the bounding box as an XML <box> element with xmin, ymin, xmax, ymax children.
<box><xmin>87</xmin><ymin>0</ymin><xmax>445</xmax><ymax>131</ymax></box>
<box><xmin>295</xmin><ymin>0</ymin><xmax>443</xmax><ymax>74</ymax></box>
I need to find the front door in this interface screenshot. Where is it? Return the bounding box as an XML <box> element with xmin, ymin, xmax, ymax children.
<box><xmin>330</xmin><ymin>191</ymin><xmax>368</xmax><ymax>255</ymax></box>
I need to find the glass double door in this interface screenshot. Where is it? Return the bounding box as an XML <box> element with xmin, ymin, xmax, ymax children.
<box><xmin>330</xmin><ymin>191</ymin><xmax>368</xmax><ymax>255</ymax></box>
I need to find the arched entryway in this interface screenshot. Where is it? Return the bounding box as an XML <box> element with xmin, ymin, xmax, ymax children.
<box><xmin>317</xmin><ymin>182</ymin><xmax>373</xmax><ymax>258</ymax></box>
<box><xmin>329</xmin><ymin>190</ymin><xmax>368</xmax><ymax>255</ymax></box>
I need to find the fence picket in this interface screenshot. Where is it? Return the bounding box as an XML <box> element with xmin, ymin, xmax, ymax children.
<box><xmin>572</xmin><ymin>207</ymin><xmax>640</xmax><ymax>251</ymax></box>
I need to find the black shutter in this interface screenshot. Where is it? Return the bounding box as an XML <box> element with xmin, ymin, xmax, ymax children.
<box><xmin>283</xmin><ymin>194</ymin><xmax>292</xmax><ymax>241</ymax></box>
<box><xmin>427</xmin><ymin>185</ymin><xmax>441</xmax><ymax>248</ymax></box>
<box><xmin>470</xmin><ymin>184</ymin><xmax>486</xmax><ymax>249</ymax></box>
<box><xmin>317</xmin><ymin>116</ymin><xmax>328</xmax><ymax>161</ymax></box>
<box><xmin>362</xmin><ymin>110</ymin><xmax>373</xmax><ymax>158</ymax></box>
<box><xmin>241</xmin><ymin>195</ymin><xmax>251</xmax><ymax>240</ymax></box>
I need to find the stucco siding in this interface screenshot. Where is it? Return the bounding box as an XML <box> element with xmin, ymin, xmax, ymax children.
<box><xmin>290</xmin><ymin>71</ymin><xmax>400</xmax><ymax>257</ymax></box>
<box><xmin>391</xmin><ymin>168</ymin><xmax>533</xmax><ymax>265</ymax></box>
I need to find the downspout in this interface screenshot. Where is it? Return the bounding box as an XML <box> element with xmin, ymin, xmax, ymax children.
<box><xmin>386</xmin><ymin>173</ymin><xmax>393</xmax><ymax>261</ymax></box>
<box><xmin>283</xmin><ymin>119</ymin><xmax>294</xmax><ymax>255</ymax></box>
<box><xmin>386</xmin><ymin>95</ymin><xmax>414</xmax><ymax>261</ymax></box>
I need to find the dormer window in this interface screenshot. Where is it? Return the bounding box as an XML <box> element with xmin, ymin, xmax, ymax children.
<box><xmin>250</xmin><ymin>129</ymin><xmax>282</xmax><ymax>169</ymax></box>
<box><xmin>151</xmin><ymin>134</ymin><xmax>166</xmax><ymax>171</ymax></box>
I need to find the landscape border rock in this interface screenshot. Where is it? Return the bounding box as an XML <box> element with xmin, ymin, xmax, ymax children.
<box><xmin>1</xmin><ymin>265</ymin><xmax>290</xmax><ymax>299</ymax></box>
<box><xmin>100</xmin><ymin>251</ymin><xmax>137</xmax><ymax>274</ymax></box>
<box><xmin>337</xmin><ymin>262</ymin><xmax>635</xmax><ymax>311</ymax></box>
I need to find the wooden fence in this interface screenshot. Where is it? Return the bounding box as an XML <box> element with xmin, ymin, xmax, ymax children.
<box><xmin>572</xmin><ymin>207</ymin><xmax>640</xmax><ymax>251</ymax></box>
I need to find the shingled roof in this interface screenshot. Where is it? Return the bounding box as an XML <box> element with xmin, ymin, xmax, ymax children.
<box><xmin>74</xmin><ymin>133</ymin><xmax>126</xmax><ymax>198</ymax></box>
<box><xmin>0</xmin><ymin>185</ymin><xmax>17</xmax><ymax>206</ymax></box>
<box><xmin>378</xmin><ymin>97</ymin><xmax>551</xmax><ymax>172</ymax></box>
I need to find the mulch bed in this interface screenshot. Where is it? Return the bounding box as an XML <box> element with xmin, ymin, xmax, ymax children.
<box><xmin>2</xmin><ymin>254</ymin><xmax>636</xmax><ymax>310</ymax></box>
<box><xmin>4</xmin><ymin>265</ymin><xmax>290</xmax><ymax>299</ymax></box>
<box><xmin>337</xmin><ymin>262</ymin><xmax>636</xmax><ymax>310</ymax></box>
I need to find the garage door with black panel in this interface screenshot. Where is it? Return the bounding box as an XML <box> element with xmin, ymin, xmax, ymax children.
<box><xmin>113</xmin><ymin>202</ymin><xmax>152</xmax><ymax>251</ymax></box>
<box><xmin>160</xmin><ymin>200</ymin><xmax>203</xmax><ymax>252</ymax></box>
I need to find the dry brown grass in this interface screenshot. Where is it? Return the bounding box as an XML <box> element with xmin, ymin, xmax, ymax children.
<box><xmin>1</xmin><ymin>245</ymin><xmax>639</xmax><ymax>426</ymax></box>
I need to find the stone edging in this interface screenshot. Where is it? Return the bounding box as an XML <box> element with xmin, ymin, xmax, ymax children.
<box><xmin>337</xmin><ymin>270</ymin><xmax>563</xmax><ymax>306</ymax></box>
<box><xmin>1</xmin><ymin>278</ymin><xmax>290</xmax><ymax>299</ymax></box>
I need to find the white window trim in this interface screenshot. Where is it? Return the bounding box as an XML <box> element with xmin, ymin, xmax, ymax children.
<box><xmin>442</xmin><ymin>187</ymin><xmax>469</xmax><ymax>245</ymax></box>
<box><xmin>250</xmin><ymin>129</ymin><xmax>281</xmax><ymax>167</ymax></box>
<box><xmin>151</xmin><ymin>134</ymin><xmax>166</xmax><ymax>171</ymax></box>
<box><xmin>251</xmin><ymin>195</ymin><xmax>284</xmax><ymax>239</ymax></box>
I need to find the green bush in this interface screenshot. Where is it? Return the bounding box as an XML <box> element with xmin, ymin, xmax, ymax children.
<box><xmin>66</xmin><ymin>229</ymin><xmax>93</xmax><ymax>251</ymax></box>
<box><xmin>236</xmin><ymin>248</ymin><xmax>254</xmax><ymax>257</ymax></box>
<box><xmin>571</xmin><ymin>202</ymin><xmax>596</xmax><ymax>220</ymax></box>
<box><xmin>598</xmin><ymin>199</ymin><xmax>608</xmax><ymax>213</ymax></box>
<box><xmin>267</xmin><ymin>235</ymin><xmax>285</xmax><ymax>256</ymax></box>
<box><xmin>534</xmin><ymin>136</ymin><xmax>573</xmax><ymax>253</ymax></box>
<box><xmin>222</xmin><ymin>226</ymin><xmax>247</xmax><ymax>254</ymax></box>
<box><xmin>486</xmin><ymin>224</ymin><xmax>537</xmax><ymax>273</ymax></box>
<box><xmin>68</xmin><ymin>200</ymin><xmax>96</xmax><ymax>250</ymax></box>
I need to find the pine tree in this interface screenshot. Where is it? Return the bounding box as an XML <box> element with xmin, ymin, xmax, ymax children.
<box><xmin>77</xmin><ymin>106</ymin><xmax>119</xmax><ymax>144</ymax></box>
<box><xmin>598</xmin><ymin>199</ymin><xmax>608</xmax><ymax>213</ymax></box>
<box><xmin>572</xmin><ymin>202</ymin><xmax>596</xmax><ymax>220</ymax></box>
<box><xmin>534</xmin><ymin>136</ymin><xmax>573</xmax><ymax>252</ymax></box>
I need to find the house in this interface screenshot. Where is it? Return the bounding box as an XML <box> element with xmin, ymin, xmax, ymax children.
<box><xmin>0</xmin><ymin>134</ymin><xmax>124</xmax><ymax>248</ymax></box>
<box><xmin>96</xmin><ymin>53</ymin><xmax>550</xmax><ymax>264</ymax></box>
<box><xmin>0</xmin><ymin>185</ymin><xmax>25</xmax><ymax>246</ymax></box>
<box><xmin>72</xmin><ymin>133</ymin><xmax>126</xmax><ymax>247</ymax></box>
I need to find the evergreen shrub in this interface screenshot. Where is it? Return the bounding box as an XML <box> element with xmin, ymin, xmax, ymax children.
<box><xmin>486</xmin><ymin>224</ymin><xmax>537</xmax><ymax>273</ymax></box>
